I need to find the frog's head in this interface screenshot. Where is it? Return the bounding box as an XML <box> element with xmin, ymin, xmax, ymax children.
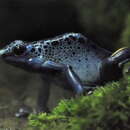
<box><xmin>100</xmin><ymin>47</ymin><xmax>130</xmax><ymax>83</ymax></box>
<box><xmin>0</xmin><ymin>40</ymin><xmax>43</xmax><ymax>71</ymax></box>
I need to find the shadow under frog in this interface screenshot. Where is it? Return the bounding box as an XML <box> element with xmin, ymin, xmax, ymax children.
<box><xmin>0</xmin><ymin>33</ymin><xmax>130</xmax><ymax>117</ymax></box>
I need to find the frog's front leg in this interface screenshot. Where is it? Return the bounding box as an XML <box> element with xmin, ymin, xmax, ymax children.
<box><xmin>42</xmin><ymin>61</ymin><xmax>84</xmax><ymax>94</ymax></box>
<box><xmin>15</xmin><ymin>77</ymin><xmax>51</xmax><ymax>118</ymax></box>
<box><xmin>37</xmin><ymin>75</ymin><xmax>51</xmax><ymax>113</ymax></box>
<box><xmin>16</xmin><ymin>60</ymin><xmax>84</xmax><ymax>118</ymax></box>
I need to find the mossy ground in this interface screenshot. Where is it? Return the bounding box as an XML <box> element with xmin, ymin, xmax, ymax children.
<box><xmin>28</xmin><ymin>71</ymin><xmax>130</xmax><ymax>130</ymax></box>
<box><xmin>1</xmin><ymin>75</ymin><xmax>130</xmax><ymax>130</ymax></box>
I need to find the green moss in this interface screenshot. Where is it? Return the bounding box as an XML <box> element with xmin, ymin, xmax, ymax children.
<box><xmin>28</xmin><ymin>74</ymin><xmax>130</xmax><ymax>130</ymax></box>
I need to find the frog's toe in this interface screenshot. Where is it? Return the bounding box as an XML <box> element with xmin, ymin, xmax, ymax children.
<box><xmin>87</xmin><ymin>91</ymin><xmax>93</xmax><ymax>95</ymax></box>
<box><xmin>36</xmin><ymin>107</ymin><xmax>50</xmax><ymax>114</ymax></box>
<box><xmin>125</xmin><ymin>67</ymin><xmax>130</xmax><ymax>75</ymax></box>
<box><xmin>15</xmin><ymin>106</ymin><xmax>32</xmax><ymax>118</ymax></box>
<box><xmin>83</xmin><ymin>85</ymin><xmax>97</xmax><ymax>91</ymax></box>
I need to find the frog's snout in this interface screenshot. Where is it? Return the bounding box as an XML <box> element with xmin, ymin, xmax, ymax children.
<box><xmin>0</xmin><ymin>49</ymin><xmax>6</xmax><ymax>57</ymax></box>
<box><xmin>0</xmin><ymin>48</ymin><xmax>10</xmax><ymax>58</ymax></box>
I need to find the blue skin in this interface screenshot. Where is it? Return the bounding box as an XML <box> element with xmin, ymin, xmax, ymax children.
<box><xmin>2</xmin><ymin>42</ymin><xmax>83</xmax><ymax>94</ymax></box>
<box><xmin>1</xmin><ymin>33</ymin><xmax>130</xmax><ymax>117</ymax></box>
<box><xmin>0</xmin><ymin>38</ymin><xmax>84</xmax><ymax>117</ymax></box>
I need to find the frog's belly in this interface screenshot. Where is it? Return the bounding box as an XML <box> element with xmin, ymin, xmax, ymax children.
<box><xmin>62</xmin><ymin>57</ymin><xmax>101</xmax><ymax>84</ymax></box>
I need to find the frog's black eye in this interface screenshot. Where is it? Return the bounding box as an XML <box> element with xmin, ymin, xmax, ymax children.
<box><xmin>13</xmin><ymin>45</ymin><xmax>26</xmax><ymax>55</ymax></box>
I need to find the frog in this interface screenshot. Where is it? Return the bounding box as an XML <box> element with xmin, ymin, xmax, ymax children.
<box><xmin>0</xmin><ymin>32</ymin><xmax>130</xmax><ymax>117</ymax></box>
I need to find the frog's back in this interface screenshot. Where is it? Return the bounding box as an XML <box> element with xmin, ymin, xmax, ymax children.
<box><xmin>33</xmin><ymin>33</ymin><xmax>111</xmax><ymax>83</ymax></box>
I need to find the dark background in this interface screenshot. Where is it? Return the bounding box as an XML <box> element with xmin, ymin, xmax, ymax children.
<box><xmin>0</xmin><ymin>0</ymin><xmax>129</xmax><ymax>50</ymax></box>
<box><xmin>0</xmin><ymin>0</ymin><xmax>83</xmax><ymax>47</ymax></box>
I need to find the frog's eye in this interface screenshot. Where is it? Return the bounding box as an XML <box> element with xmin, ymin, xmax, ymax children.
<box><xmin>13</xmin><ymin>45</ymin><xmax>26</xmax><ymax>56</ymax></box>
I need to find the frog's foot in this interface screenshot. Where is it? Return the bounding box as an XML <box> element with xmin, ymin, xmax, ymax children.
<box><xmin>83</xmin><ymin>84</ymin><xmax>98</xmax><ymax>91</ymax></box>
<box><xmin>15</xmin><ymin>106</ymin><xmax>32</xmax><ymax>118</ymax></box>
<box><xmin>83</xmin><ymin>84</ymin><xmax>98</xmax><ymax>95</ymax></box>
<box><xmin>36</xmin><ymin>107</ymin><xmax>50</xmax><ymax>114</ymax></box>
<box><xmin>118</xmin><ymin>58</ymin><xmax>130</xmax><ymax>75</ymax></box>
<box><xmin>118</xmin><ymin>58</ymin><xmax>130</xmax><ymax>68</ymax></box>
<box><xmin>126</xmin><ymin>67</ymin><xmax>130</xmax><ymax>74</ymax></box>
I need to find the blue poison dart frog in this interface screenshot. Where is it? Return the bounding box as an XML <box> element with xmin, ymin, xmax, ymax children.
<box><xmin>0</xmin><ymin>33</ymin><xmax>130</xmax><ymax>117</ymax></box>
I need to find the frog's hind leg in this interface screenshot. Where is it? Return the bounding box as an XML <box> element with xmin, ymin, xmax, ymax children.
<box><xmin>118</xmin><ymin>58</ymin><xmax>130</xmax><ymax>75</ymax></box>
<box><xmin>42</xmin><ymin>61</ymin><xmax>84</xmax><ymax>94</ymax></box>
<box><xmin>118</xmin><ymin>58</ymin><xmax>130</xmax><ymax>68</ymax></box>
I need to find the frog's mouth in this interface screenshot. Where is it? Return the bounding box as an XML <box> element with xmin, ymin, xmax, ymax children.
<box><xmin>0</xmin><ymin>49</ymin><xmax>44</xmax><ymax>72</ymax></box>
<box><xmin>0</xmin><ymin>49</ymin><xmax>28</xmax><ymax>69</ymax></box>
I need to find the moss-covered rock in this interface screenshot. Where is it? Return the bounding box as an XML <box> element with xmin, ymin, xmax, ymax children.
<box><xmin>28</xmin><ymin>75</ymin><xmax>130</xmax><ymax>130</ymax></box>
